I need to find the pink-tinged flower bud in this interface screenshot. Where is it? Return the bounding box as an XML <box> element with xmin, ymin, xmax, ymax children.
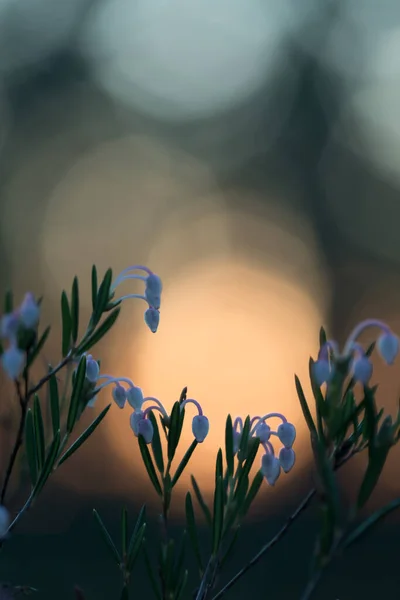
<box><xmin>86</xmin><ymin>355</ymin><xmax>100</xmax><ymax>383</ymax></box>
<box><xmin>312</xmin><ymin>359</ymin><xmax>331</xmax><ymax>386</ymax></box>
<box><xmin>261</xmin><ymin>453</ymin><xmax>281</xmax><ymax>486</ymax></box>
<box><xmin>0</xmin><ymin>313</ymin><xmax>19</xmax><ymax>340</ymax></box>
<box><xmin>0</xmin><ymin>505</ymin><xmax>10</xmax><ymax>539</ymax></box>
<box><xmin>255</xmin><ymin>422</ymin><xmax>271</xmax><ymax>443</ymax></box>
<box><xmin>279</xmin><ymin>447</ymin><xmax>296</xmax><ymax>473</ymax></box>
<box><xmin>19</xmin><ymin>293</ymin><xmax>40</xmax><ymax>329</ymax></box>
<box><xmin>112</xmin><ymin>384</ymin><xmax>127</xmax><ymax>409</ymax></box>
<box><xmin>138</xmin><ymin>417</ymin><xmax>154</xmax><ymax>444</ymax></box>
<box><xmin>352</xmin><ymin>356</ymin><xmax>373</xmax><ymax>384</ymax></box>
<box><xmin>127</xmin><ymin>385</ymin><xmax>144</xmax><ymax>411</ymax></box>
<box><xmin>377</xmin><ymin>332</ymin><xmax>399</xmax><ymax>365</ymax></box>
<box><xmin>192</xmin><ymin>415</ymin><xmax>209</xmax><ymax>443</ymax></box>
<box><xmin>277</xmin><ymin>422</ymin><xmax>296</xmax><ymax>448</ymax></box>
<box><xmin>145</xmin><ymin>274</ymin><xmax>162</xmax><ymax>310</ymax></box>
<box><xmin>1</xmin><ymin>345</ymin><xmax>25</xmax><ymax>380</ymax></box>
<box><xmin>130</xmin><ymin>410</ymin><xmax>144</xmax><ymax>435</ymax></box>
<box><xmin>144</xmin><ymin>307</ymin><xmax>160</xmax><ymax>333</ymax></box>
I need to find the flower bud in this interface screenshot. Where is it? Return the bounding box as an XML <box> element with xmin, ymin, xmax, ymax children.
<box><xmin>130</xmin><ymin>411</ymin><xmax>144</xmax><ymax>435</ymax></box>
<box><xmin>1</xmin><ymin>345</ymin><xmax>25</xmax><ymax>380</ymax></box>
<box><xmin>0</xmin><ymin>313</ymin><xmax>19</xmax><ymax>340</ymax></box>
<box><xmin>127</xmin><ymin>385</ymin><xmax>144</xmax><ymax>411</ymax></box>
<box><xmin>192</xmin><ymin>415</ymin><xmax>209</xmax><ymax>443</ymax></box>
<box><xmin>312</xmin><ymin>359</ymin><xmax>331</xmax><ymax>386</ymax></box>
<box><xmin>138</xmin><ymin>417</ymin><xmax>154</xmax><ymax>444</ymax></box>
<box><xmin>144</xmin><ymin>307</ymin><xmax>160</xmax><ymax>333</ymax></box>
<box><xmin>279</xmin><ymin>447</ymin><xmax>296</xmax><ymax>473</ymax></box>
<box><xmin>352</xmin><ymin>356</ymin><xmax>373</xmax><ymax>384</ymax></box>
<box><xmin>145</xmin><ymin>274</ymin><xmax>162</xmax><ymax>309</ymax></box>
<box><xmin>0</xmin><ymin>505</ymin><xmax>10</xmax><ymax>539</ymax></box>
<box><xmin>377</xmin><ymin>332</ymin><xmax>399</xmax><ymax>365</ymax></box>
<box><xmin>112</xmin><ymin>384</ymin><xmax>127</xmax><ymax>409</ymax></box>
<box><xmin>255</xmin><ymin>422</ymin><xmax>271</xmax><ymax>443</ymax></box>
<box><xmin>85</xmin><ymin>355</ymin><xmax>100</xmax><ymax>383</ymax></box>
<box><xmin>277</xmin><ymin>422</ymin><xmax>296</xmax><ymax>448</ymax></box>
<box><xmin>19</xmin><ymin>293</ymin><xmax>40</xmax><ymax>329</ymax></box>
<box><xmin>261</xmin><ymin>453</ymin><xmax>281</xmax><ymax>486</ymax></box>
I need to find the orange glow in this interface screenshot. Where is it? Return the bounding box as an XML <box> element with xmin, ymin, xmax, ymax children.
<box><xmin>103</xmin><ymin>255</ymin><xmax>326</xmax><ymax>508</ymax></box>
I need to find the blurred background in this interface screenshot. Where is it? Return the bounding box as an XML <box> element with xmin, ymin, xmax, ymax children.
<box><xmin>0</xmin><ymin>0</ymin><xmax>400</xmax><ymax>597</ymax></box>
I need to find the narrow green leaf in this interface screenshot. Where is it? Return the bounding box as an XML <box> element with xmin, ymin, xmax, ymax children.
<box><xmin>93</xmin><ymin>509</ymin><xmax>121</xmax><ymax>565</ymax></box>
<box><xmin>148</xmin><ymin>411</ymin><xmax>164</xmax><ymax>474</ymax></box>
<box><xmin>174</xmin><ymin>531</ymin><xmax>187</xmax><ymax>588</ymax></box>
<box><xmin>91</xmin><ymin>266</ymin><xmax>98</xmax><ymax>312</ymax></box>
<box><xmin>241</xmin><ymin>470</ymin><xmax>264</xmax><ymax>518</ymax></box>
<box><xmin>61</xmin><ymin>291</ymin><xmax>72</xmax><ymax>357</ymax></box>
<box><xmin>144</xmin><ymin>546</ymin><xmax>162</xmax><ymax>600</ymax></box>
<box><xmin>309</xmin><ymin>357</ymin><xmax>327</xmax><ymax>439</ymax></box>
<box><xmin>225</xmin><ymin>415</ymin><xmax>234</xmax><ymax>478</ymax></box>
<box><xmin>121</xmin><ymin>507</ymin><xmax>128</xmax><ymax>559</ymax></box>
<box><xmin>220</xmin><ymin>527</ymin><xmax>241</xmax><ymax>569</ymax></box>
<box><xmin>25</xmin><ymin>409</ymin><xmax>38</xmax><ymax>486</ymax></box>
<box><xmin>362</xmin><ymin>386</ymin><xmax>378</xmax><ymax>448</ymax></box>
<box><xmin>171</xmin><ymin>440</ymin><xmax>198</xmax><ymax>487</ymax></box>
<box><xmin>127</xmin><ymin>505</ymin><xmax>146</xmax><ymax>567</ymax></box>
<box><xmin>191</xmin><ymin>475</ymin><xmax>212</xmax><ymax>528</ymax></box>
<box><xmin>212</xmin><ymin>474</ymin><xmax>224</xmax><ymax>555</ymax></box>
<box><xmin>185</xmin><ymin>492</ymin><xmax>204</xmax><ymax>572</ymax></box>
<box><xmin>58</xmin><ymin>404</ymin><xmax>111</xmax><ymax>467</ymax></box>
<box><xmin>235</xmin><ymin>438</ymin><xmax>260</xmax><ymax>501</ymax></box>
<box><xmin>34</xmin><ymin>430</ymin><xmax>61</xmax><ymax>496</ymax></box>
<box><xmin>92</xmin><ymin>268</ymin><xmax>113</xmax><ymax>327</ymax></box>
<box><xmin>295</xmin><ymin>375</ymin><xmax>317</xmax><ymax>435</ymax></box>
<box><xmin>138</xmin><ymin>435</ymin><xmax>162</xmax><ymax>496</ymax></box>
<box><xmin>49</xmin><ymin>373</ymin><xmax>60</xmax><ymax>438</ymax></box>
<box><xmin>4</xmin><ymin>290</ymin><xmax>13</xmax><ymax>313</ymax></box>
<box><xmin>168</xmin><ymin>401</ymin><xmax>183</xmax><ymax>463</ymax></box>
<box><xmin>66</xmin><ymin>355</ymin><xmax>87</xmax><ymax>433</ymax></box>
<box><xmin>71</xmin><ymin>276</ymin><xmax>80</xmax><ymax>343</ymax></box>
<box><xmin>175</xmin><ymin>569</ymin><xmax>188</xmax><ymax>600</ymax></box>
<box><xmin>319</xmin><ymin>327</ymin><xmax>327</xmax><ymax>348</ymax></box>
<box><xmin>238</xmin><ymin>417</ymin><xmax>251</xmax><ymax>459</ymax></box>
<box><xmin>344</xmin><ymin>497</ymin><xmax>400</xmax><ymax>550</ymax></box>
<box><xmin>33</xmin><ymin>395</ymin><xmax>45</xmax><ymax>471</ymax></box>
<box><xmin>78</xmin><ymin>308</ymin><xmax>120</xmax><ymax>354</ymax></box>
<box><xmin>26</xmin><ymin>325</ymin><xmax>50</xmax><ymax>369</ymax></box>
<box><xmin>357</xmin><ymin>445</ymin><xmax>390</xmax><ymax>509</ymax></box>
<box><xmin>126</xmin><ymin>522</ymin><xmax>146</xmax><ymax>572</ymax></box>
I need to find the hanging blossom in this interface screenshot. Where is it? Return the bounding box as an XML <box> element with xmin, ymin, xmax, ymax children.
<box><xmin>0</xmin><ymin>293</ymin><xmax>40</xmax><ymax>380</ymax></box>
<box><xmin>232</xmin><ymin>413</ymin><xmax>296</xmax><ymax>486</ymax></box>
<box><xmin>312</xmin><ymin>319</ymin><xmax>400</xmax><ymax>387</ymax></box>
<box><xmin>110</xmin><ymin>265</ymin><xmax>162</xmax><ymax>333</ymax></box>
<box><xmin>94</xmin><ymin>374</ymin><xmax>209</xmax><ymax>445</ymax></box>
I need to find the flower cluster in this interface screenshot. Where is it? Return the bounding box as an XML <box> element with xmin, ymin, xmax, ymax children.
<box><xmin>313</xmin><ymin>319</ymin><xmax>399</xmax><ymax>387</ymax></box>
<box><xmin>110</xmin><ymin>265</ymin><xmax>162</xmax><ymax>333</ymax></box>
<box><xmin>0</xmin><ymin>293</ymin><xmax>40</xmax><ymax>380</ymax></box>
<box><xmin>88</xmin><ymin>370</ymin><xmax>209</xmax><ymax>445</ymax></box>
<box><xmin>233</xmin><ymin>413</ymin><xmax>296</xmax><ymax>485</ymax></box>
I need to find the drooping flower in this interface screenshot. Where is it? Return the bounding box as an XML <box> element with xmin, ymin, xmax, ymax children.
<box><xmin>110</xmin><ymin>265</ymin><xmax>162</xmax><ymax>332</ymax></box>
<box><xmin>19</xmin><ymin>293</ymin><xmax>40</xmax><ymax>329</ymax></box>
<box><xmin>261</xmin><ymin>450</ymin><xmax>281</xmax><ymax>486</ymax></box>
<box><xmin>181</xmin><ymin>398</ymin><xmax>210</xmax><ymax>443</ymax></box>
<box><xmin>1</xmin><ymin>344</ymin><xmax>25</xmax><ymax>380</ymax></box>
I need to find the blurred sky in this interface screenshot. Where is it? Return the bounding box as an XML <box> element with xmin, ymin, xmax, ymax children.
<box><xmin>1</xmin><ymin>1</ymin><xmax>400</xmax><ymax>597</ymax></box>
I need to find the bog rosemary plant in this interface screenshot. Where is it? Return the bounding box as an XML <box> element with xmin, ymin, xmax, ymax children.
<box><xmin>0</xmin><ymin>265</ymin><xmax>400</xmax><ymax>599</ymax></box>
